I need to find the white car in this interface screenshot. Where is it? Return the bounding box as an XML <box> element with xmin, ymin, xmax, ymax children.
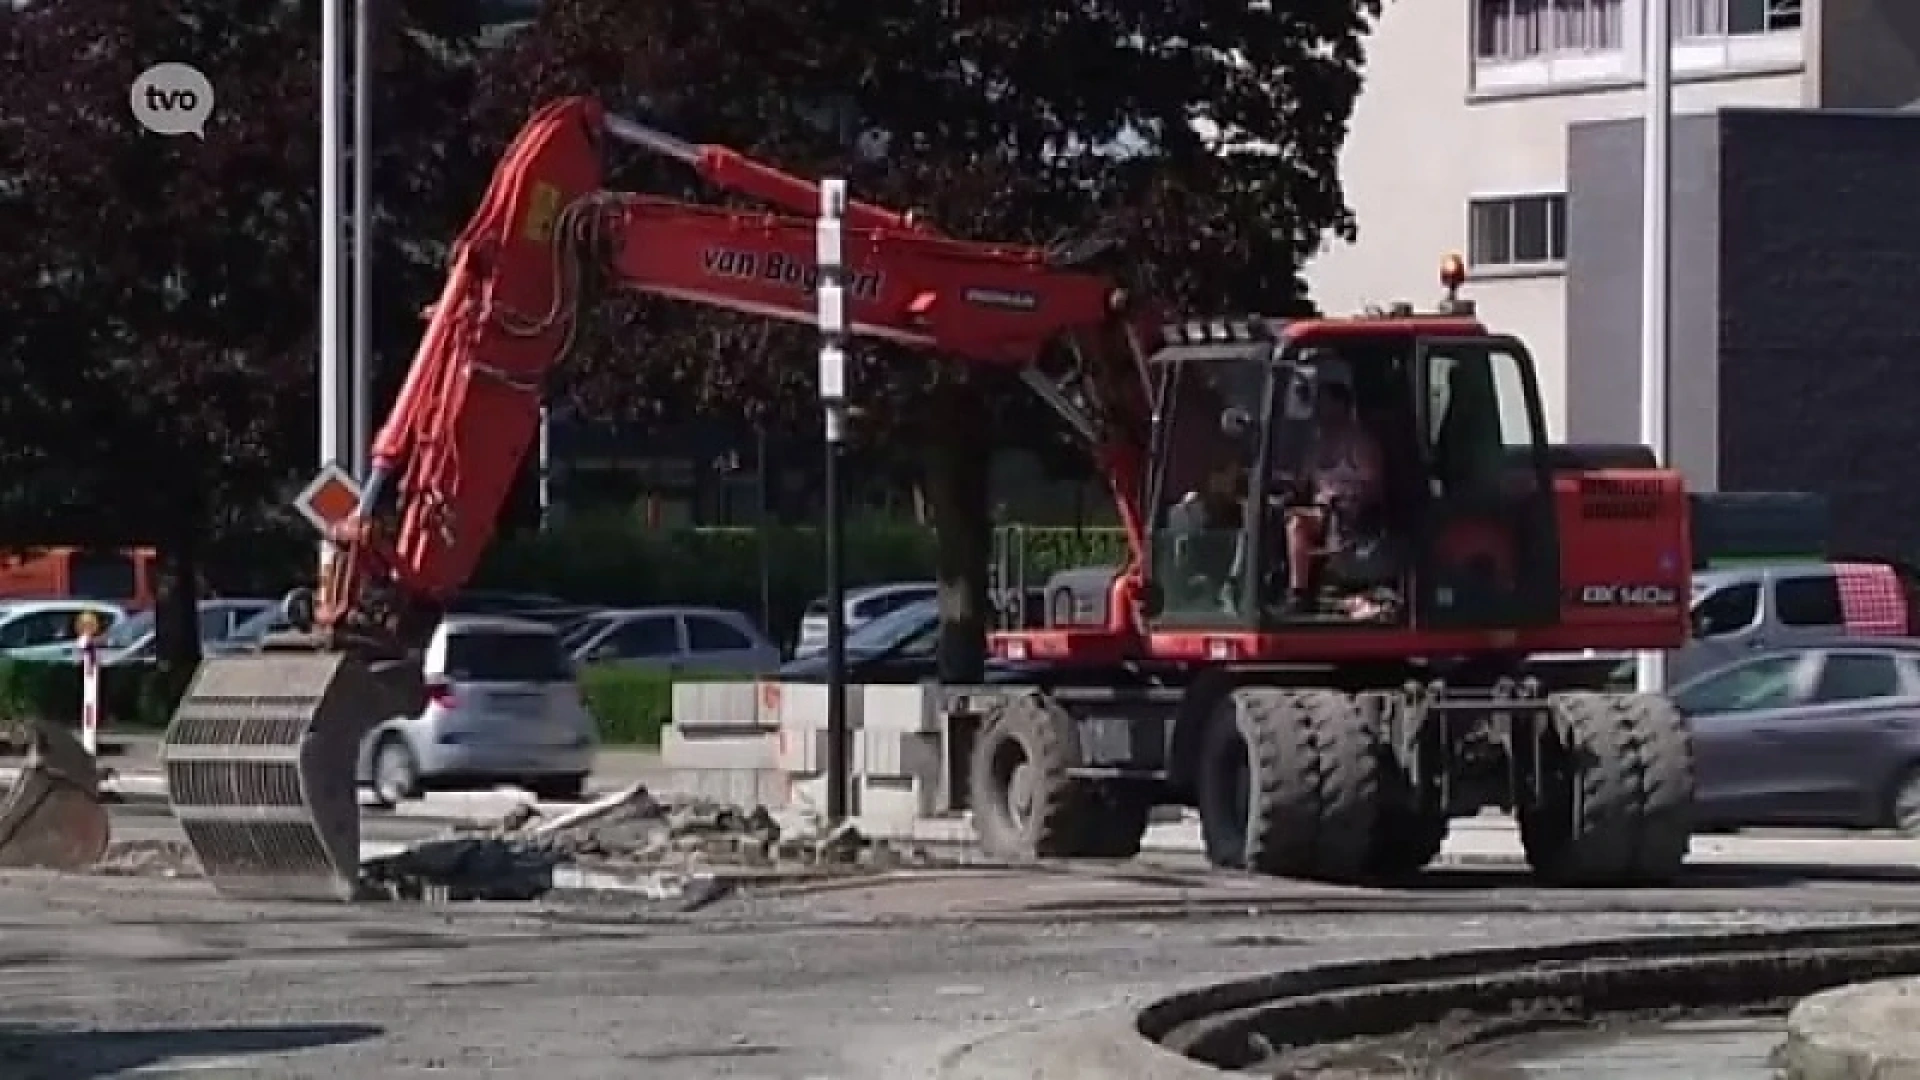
<box><xmin>357</xmin><ymin>615</ymin><xmax>597</xmax><ymax>807</ymax></box>
<box><xmin>794</xmin><ymin>582</ymin><xmax>939</xmax><ymax>658</ymax></box>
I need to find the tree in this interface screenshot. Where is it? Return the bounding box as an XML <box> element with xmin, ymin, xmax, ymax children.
<box><xmin>463</xmin><ymin>0</ymin><xmax>1383</xmax><ymax>677</ymax></box>
<box><xmin>0</xmin><ymin>0</ymin><xmax>495</xmax><ymax>675</ymax></box>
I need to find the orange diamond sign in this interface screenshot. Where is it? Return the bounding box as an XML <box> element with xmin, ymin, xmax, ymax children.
<box><xmin>293</xmin><ymin>462</ymin><xmax>363</xmax><ymax>536</ymax></box>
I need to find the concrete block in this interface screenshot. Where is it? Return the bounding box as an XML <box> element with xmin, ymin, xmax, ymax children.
<box><xmin>853</xmin><ymin>777</ymin><xmax>923</xmax><ymax>833</ymax></box>
<box><xmin>759</xmin><ymin>681</ymin><xmax>864</xmax><ymax>731</ymax></box>
<box><xmin>670</xmin><ymin>681</ymin><xmax>765</xmax><ymax>730</ymax></box>
<box><xmin>661</xmin><ymin>724</ymin><xmax>780</xmax><ymax>770</ymax></box>
<box><xmin>862</xmin><ymin>683</ymin><xmax>937</xmax><ymax>733</ymax></box>
<box><xmin>648</xmin><ymin>767</ymin><xmax>788</xmax><ymax>808</ymax></box>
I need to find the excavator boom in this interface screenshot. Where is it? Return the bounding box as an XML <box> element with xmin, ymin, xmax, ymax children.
<box><xmin>143</xmin><ymin>96</ymin><xmax>1158</xmax><ymax>901</ymax></box>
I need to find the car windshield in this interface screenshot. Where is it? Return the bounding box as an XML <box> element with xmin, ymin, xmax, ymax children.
<box><xmin>442</xmin><ymin>629</ymin><xmax>572</xmax><ymax>683</ymax></box>
<box><xmin>102</xmin><ymin>611</ymin><xmax>153</xmax><ymax>648</ymax></box>
<box><xmin>845</xmin><ymin>598</ymin><xmax>938</xmax><ymax>657</ymax></box>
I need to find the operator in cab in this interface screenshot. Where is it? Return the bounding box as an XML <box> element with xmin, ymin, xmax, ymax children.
<box><xmin>1276</xmin><ymin>354</ymin><xmax>1385</xmax><ymax>612</ymax></box>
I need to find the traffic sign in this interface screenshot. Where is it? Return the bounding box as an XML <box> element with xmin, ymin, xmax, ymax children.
<box><xmin>293</xmin><ymin>462</ymin><xmax>363</xmax><ymax>535</ymax></box>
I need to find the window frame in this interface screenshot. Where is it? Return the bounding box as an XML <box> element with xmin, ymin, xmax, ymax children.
<box><xmin>602</xmin><ymin>614</ymin><xmax>685</xmax><ymax>659</ymax></box>
<box><xmin>1471</xmin><ymin>0</ymin><xmax>1631</xmax><ymax>94</ymax></box>
<box><xmin>1670</xmin><ymin>0</ymin><xmax>1804</xmax><ymax>76</ymax></box>
<box><xmin>1773</xmin><ymin>574</ymin><xmax>1843</xmax><ymax>629</ymax></box>
<box><xmin>1809</xmin><ymin>650</ymin><xmax>1904</xmax><ymax>706</ymax></box>
<box><xmin>1467</xmin><ymin>193</ymin><xmax>1568</xmax><ymax>273</ymax></box>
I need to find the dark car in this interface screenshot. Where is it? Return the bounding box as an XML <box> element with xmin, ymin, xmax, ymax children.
<box><xmin>1676</xmin><ymin>638</ymin><xmax>1920</xmax><ymax>833</ymax></box>
<box><xmin>776</xmin><ymin>597</ymin><xmax>1029</xmax><ymax>684</ymax></box>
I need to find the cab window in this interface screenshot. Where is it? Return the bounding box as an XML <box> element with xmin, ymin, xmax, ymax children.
<box><xmin>1692</xmin><ymin>582</ymin><xmax>1760</xmax><ymax>638</ymax></box>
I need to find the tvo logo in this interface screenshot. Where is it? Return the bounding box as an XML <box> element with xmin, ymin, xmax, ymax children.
<box><xmin>129</xmin><ymin>63</ymin><xmax>216</xmax><ymax>138</ymax></box>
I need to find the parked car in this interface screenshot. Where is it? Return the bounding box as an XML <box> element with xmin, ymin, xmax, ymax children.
<box><xmin>13</xmin><ymin>597</ymin><xmax>276</xmax><ymax>666</ymax></box>
<box><xmin>566</xmin><ymin>606</ymin><xmax>781</xmax><ymax>675</ymax></box>
<box><xmin>776</xmin><ymin>597</ymin><xmax>1031</xmax><ymax>684</ymax></box>
<box><xmin>210</xmin><ymin>603</ymin><xmax>293</xmax><ymax>655</ymax></box>
<box><xmin>794</xmin><ymin>582</ymin><xmax>939</xmax><ymax>658</ymax></box>
<box><xmin>357</xmin><ymin>615</ymin><xmax>597</xmax><ymax>807</ymax></box>
<box><xmin>1677</xmin><ymin>639</ymin><xmax>1920</xmax><ymax>833</ymax></box>
<box><xmin>0</xmin><ymin>599</ymin><xmax>128</xmax><ymax>659</ymax></box>
<box><xmin>1679</xmin><ymin>561</ymin><xmax>1910</xmax><ymax>683</ymax></box>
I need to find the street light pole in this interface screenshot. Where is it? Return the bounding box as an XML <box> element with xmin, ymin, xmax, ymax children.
<box><xmin>817</xmin><ymin>177</ymin><xmax>851</xmax><ymax>826</ymax></box>
<box><xmin>1636</xmin><ymin>0</ymin><xmax>1673</xmax><ymax>694</ymax></box>
<box><xmin>350</xmin><ymin>0</ymin><xmax>374</xmax><ymax>480</ymax></box>
<box><xmin>319</xmin><ymin>0</ymin><xmax>346</xmax><ymax>575</ymax></box>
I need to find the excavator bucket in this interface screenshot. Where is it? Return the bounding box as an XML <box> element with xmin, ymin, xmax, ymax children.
<box><xmin>0</xmin><ymin>718</ymin><xmax>111</xmax><ymax>871</ymax></box>
<box><xmin>163</xmin><ymin>642</ymin><xmax>399</xmax><ymax>901</ymax></box>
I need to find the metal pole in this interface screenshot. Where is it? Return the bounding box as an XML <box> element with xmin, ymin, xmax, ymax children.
<box><xmin>818</xmin><ymin>177</ymin><xmax>851</xmax><ymax>825</ymax></box>
<box><xmin>537</xmin><ymin>404</ymin><xmax>552</xmax><ymax>532</ymax></box>
<box><xmin>319</xmin><ymin>0</ymin><xmax>345</xmax><ymax>575</ymax></box>
<box><xmin>756</xmin><ymin>425</ymin><xmax>772</xmax><ymax>633</ymax></box>
<box><xmin>350</xmin><ymin>0</ymin><xmax>374</xmax><ymax>480</ymax></box>
<box><xmin>1636</xmin><ymin>0</ymin><xmax>1672</xmax><ymax>695</ymax></box>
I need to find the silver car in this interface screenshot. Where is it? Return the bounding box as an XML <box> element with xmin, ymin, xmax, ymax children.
<box><xmin>564</xmin><ymin>606</ymin><xmax>781</xmax><ymax>675</ymax></box>
<box><xmin>359</xmin><ymin>616</ymin><xmax>597</xmax><ymax>807</ymax></box>
<box><xmin>1678</xmin><ymin>639</ymin><xmax>1920</xmax><ymax>832</ymax></box>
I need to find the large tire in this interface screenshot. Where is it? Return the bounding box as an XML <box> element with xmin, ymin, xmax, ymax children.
<box><xmin>1195</xmin><ymin>688</ymin><xmax>1379</xmax><ymax>883</ymax></box>
<box><xmin>1519</xmin><ymin>692</ymin><xmax>1694</xmax><ymax>886</ymax></box>
<box><xmin>969</xmin><ymin>694</ymin><xmax>1148</xmax><ymax>860</ymax></box>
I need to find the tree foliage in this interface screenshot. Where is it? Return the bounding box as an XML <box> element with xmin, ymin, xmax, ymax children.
<box><xmin>0</xmin><ymin>0</ymin><xmax>492</xmax><ymax>665</ymax></box>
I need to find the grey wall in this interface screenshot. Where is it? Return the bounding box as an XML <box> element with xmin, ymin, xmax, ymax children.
<box><xmin>1564</xmin><ymin>113</ymin><xmax>1723</xmax><ymax>490</ymax></box>
<box><xmin>1816</xmin><ymin>0</ymin><xmax>1920</xmax><ymax>108</ymax></box>
<box><xmin>1716</xmin><ymin>108</ymin><xmax>1920</xmax><ymax>559</ymax></box>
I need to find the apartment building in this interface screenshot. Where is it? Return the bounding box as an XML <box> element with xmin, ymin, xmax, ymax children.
<box><xmin>1307</xmin><ymin>0</ymin><xmax>1920</xmax><ymax>446</ymax></box>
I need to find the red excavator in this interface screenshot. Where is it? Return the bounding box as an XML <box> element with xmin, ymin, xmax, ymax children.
<box><xmin>1</xmin><ymin>97</ymin><xmax>1695</xmax><ymax>899</ymax></box>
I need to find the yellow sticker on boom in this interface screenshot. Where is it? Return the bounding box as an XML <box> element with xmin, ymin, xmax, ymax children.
<box><xmin>522</xmin><ymin>182</ymin><xmax>562</xmax><ymax>245</ymax></box>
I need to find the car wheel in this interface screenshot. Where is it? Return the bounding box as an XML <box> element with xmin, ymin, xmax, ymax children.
<box><xmin>370</xmin><ymin>736</ymin><xmax>421</xmax><ymax>809</ymax></box>
<box><xmin>1890</xmin><ymin>767</ymin><xmax>1920</xmax><ymax>835</ymax></box>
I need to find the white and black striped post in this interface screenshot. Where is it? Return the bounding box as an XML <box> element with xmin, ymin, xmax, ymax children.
<box><xmin>817</xmin><ymin>177</ymin><xmax>851</xmax><ymax>825</ymax></box>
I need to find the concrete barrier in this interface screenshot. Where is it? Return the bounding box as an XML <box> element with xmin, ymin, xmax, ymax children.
<box><xmin>659</xmin><ymin>680</ymin><xmax>972</xmax><ymax>835</ymax></box>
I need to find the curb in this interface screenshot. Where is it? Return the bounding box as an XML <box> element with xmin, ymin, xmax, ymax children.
<box><xmin>1778</xmin><ymin>977</ymin><xmax>1920</xmax><ymax>1080</ymax></box>
<box><xmin>939</xmin><ymin>921</ymin><xmax>1920</xmax><ymax>1079</ymax></box>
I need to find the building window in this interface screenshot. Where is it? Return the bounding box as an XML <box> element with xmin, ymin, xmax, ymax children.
<box><xmin>1468</xmin><ymin>194</ymin><xmax>1567</xmax><ymax>269</ymax></box>
<box><xmin>1475</xmin><ymin>0</ymin><xmax>1625</xmax><ymax>63</ymax></box>
<box><xmin>1675</xmin><ymin>0</ymin><xmax>1801</xmax><ymax>39</ymax></box>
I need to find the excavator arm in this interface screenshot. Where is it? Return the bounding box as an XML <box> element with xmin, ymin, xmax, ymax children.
<box><xmin>320</xmin><ymin>96</ymin><xmax>1157</xmax><ymax>648</ymax></box>
<box><xmin>138</xmin><ymin>96</ymin><xmax>1162</xmax><ymax>902</ymax></box>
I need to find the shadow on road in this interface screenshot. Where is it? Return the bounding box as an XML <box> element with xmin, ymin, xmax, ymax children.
<box><xmin>0</xmin><ymin>1022</ymin><xmax>382</xmax><ymax>1078</ymax></box>
<box><xmin>1413</xmin><ymin>860</ymin><xmax>1920</xmax><ymax>890</ymax></box>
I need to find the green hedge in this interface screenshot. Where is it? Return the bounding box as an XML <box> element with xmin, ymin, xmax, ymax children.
<box><xmin>578</xmin><ymin>666</ymin><xmax>753</xmax><ymax>747</ymax></box>
<box><xmin>476</xmin><ymin>517</ymin><xmax>1129</xmax><ymax>644</ymax></box>
<box><xmin>0</xmin><ymin>660</ymin><xmax>183</xmax><ymax>733</ymax></box>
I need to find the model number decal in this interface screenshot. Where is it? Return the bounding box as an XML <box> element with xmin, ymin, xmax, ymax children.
<box><xmin>701</xmin><ymin>249</ymin><xmax>882</xmax><ymax>299</ymax></box>
<box><xmin>1578</xmin><ymin>584</ymin><xmax>1679</xmax><ymax>607</ymax></box>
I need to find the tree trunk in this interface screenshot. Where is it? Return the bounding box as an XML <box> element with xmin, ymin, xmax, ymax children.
<box><xmin>923</xmin><ymin>381</ymin><xmax>992</xmax><ymax>683</ymax></box>
<box><xmin>153</xmin><ymin>518</ymin><xmax>204</xmax><ymax>679</ymax></box>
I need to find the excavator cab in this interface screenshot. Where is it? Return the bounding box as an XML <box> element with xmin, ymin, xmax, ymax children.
<box><xmin>1143</xmin><ymin>317</ymin><xmax>1562</xmax><ymax>635</ymax></box>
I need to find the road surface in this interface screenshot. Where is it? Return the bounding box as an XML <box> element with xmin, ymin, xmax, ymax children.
<box><xmin>1</xmin><ymin>801</ymin><xmax>1918</xmax><ymax>1078</ymax></box>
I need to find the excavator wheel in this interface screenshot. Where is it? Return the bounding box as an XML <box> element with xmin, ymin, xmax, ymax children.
<box><xmin>162</xmin><ymin>633</ymin><xmax>418</xmax><ymax>901</ymax></box>
<box><xmin>0</xmin><ymin>718</ymin><xmax>111</xmax><ymax>871</ymax></box>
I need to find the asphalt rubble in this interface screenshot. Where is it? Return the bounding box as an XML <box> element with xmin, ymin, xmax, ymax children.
<box><xmin>356</xmin><ymin>784</ymin><xmax>959</xmax><ymax>908</ymax></box>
